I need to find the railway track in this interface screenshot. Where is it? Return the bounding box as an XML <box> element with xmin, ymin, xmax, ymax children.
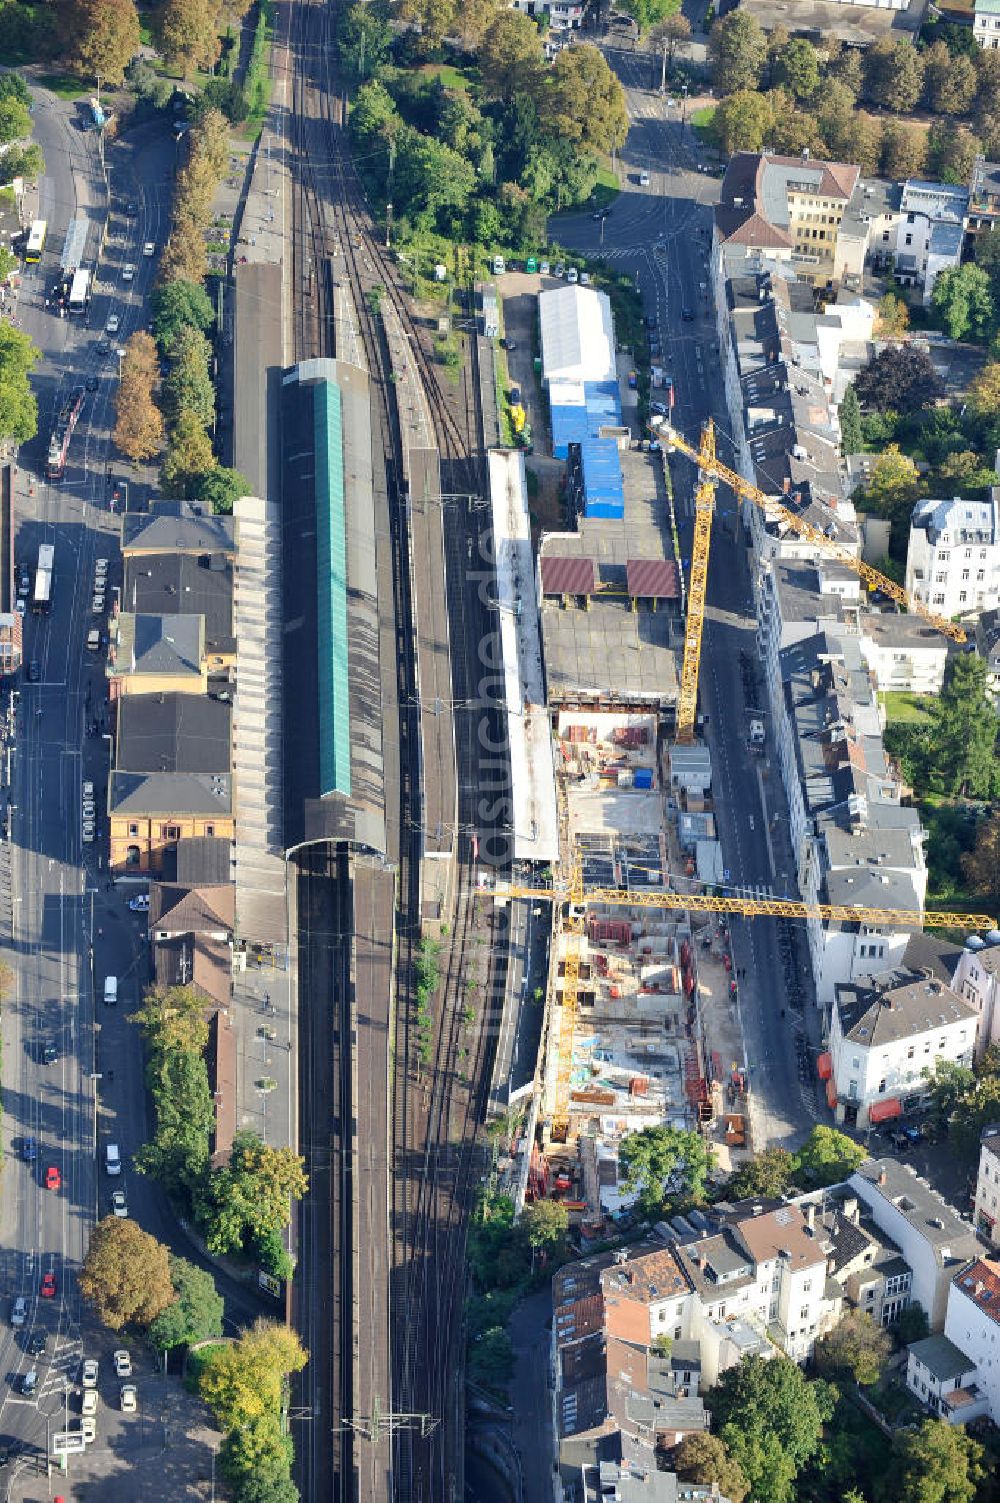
<box><xmin>286</xmin><ymin>1</ymin><xmax>510</xmax><ymax>1497</ymax></box>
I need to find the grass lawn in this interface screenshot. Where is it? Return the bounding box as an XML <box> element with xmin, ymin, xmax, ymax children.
<box><xmin>419</xmin><ymin>62</ymin><xmax>471</xmax><ymax>91</ymax></box>
<box><xmin>879</xmin><ymin>690</ymin><xmax>935</xmax><ymax>724</ymax></box>
<box><xmin>690</xmin><ymin>103</ymin><xmax>716</xmax><ymax>138</ymax></box>
<box><xmin>37</xmin><ymin>73</ymin><xmax>90</xmax><ymax>101</ymax></box>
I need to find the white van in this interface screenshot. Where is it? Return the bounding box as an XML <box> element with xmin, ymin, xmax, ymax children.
<box><xmin>105</xmin><ymin>1143</ymin><xmax>122</xmax><ymax>1176</ymax></box>
<box><xmin>492</xmin><ymin>254</ymin><xmax>505</xmax><ymax>275</ymax></box>
<box><xmin>104</xmin><ymin>976</ymin><xmax>118</xmax><ymax>1006</ymax></box>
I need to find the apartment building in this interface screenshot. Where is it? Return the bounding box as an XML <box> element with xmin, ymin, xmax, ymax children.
<box><xmin>791</xmin><ymin>1185</ymin><xmax>914</xmax><ymax>1327</ymax></box>
<box><xmin>849</xmin><ymin>1158</ymin><xmax>980</xmax><ymax>1329</ymax></box>
<box><xmin>905</xmin><ymin>1335</ymin><xmax>985</xmax><ymax>1423</ymax></box>
<box><xmin>881</xmin><ymin>181</ymin><xmax>968</xmax><ymax>304</ymax></box>
<box><xmin>973</xmin><ymin>1125</ymin><xmax>1000</xmax><ymax>1246</ymax></box>
<box><xmin>943</xmin><ymin>1258</ymin><xmax>1000</xmax><ymax>1419</ymax></box>
<box><xmin>856</xmin><ymin>613</ymin><xmax>950</xmax><ymax>696</ymax></box>
<box><xmin>826</xmin><ymin>968</ymin><xmax>977</xmax><ymax>1130</ymax></box>
<box><xmin>975</xmin><ymin>609</ymin><xmax>1000</xmax><ymax>705</ymax></box>
<box><xmin>714</xmin><ymin>153</ymin><xmax>861</xmax><ymax>289</ymax></box>
<box><xmin>775</xmin><ymin>630</ymin><xmax>926</xmax><ymax>1005</ymax></box>
<box><xmin>951</xmin><ymin>934</ymin><xmax>1000</xmax><ymax>1057</ymax></box>
<box><xmin>967</xmin><ymin>158</ymin><xmax>1000</xmax><ymax>240</ymax></box>
<box><xmin>974</xmin><ymin>0</ymin><xmax>1000</xmax><ymax>47</ymax></box>
<box><xmin>905</xmin><ymin>492</ymin><xmax>1000</xmax><ymax>622</ymax></box>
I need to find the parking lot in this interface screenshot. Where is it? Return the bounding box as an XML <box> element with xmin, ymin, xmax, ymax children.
<box><xmin>7</xmin><ymin>1342</ymin><xmax>221</xmax><ymax>1502</ymax></box>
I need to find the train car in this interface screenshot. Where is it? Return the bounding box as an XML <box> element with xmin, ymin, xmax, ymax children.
<box><xmin>46</xmin><ymin>387</ymin><xmax>85</xmax><ymax>481</ymax></box>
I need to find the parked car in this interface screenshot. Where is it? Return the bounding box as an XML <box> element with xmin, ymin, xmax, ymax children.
<box><xmin>122</xmin><ymin>264</ymin><xmax>135</xmax><ymax>282</ymax></box>
<box><xmin>128</xmin><ymin>894</ymin><xmax>150</xmax><ymax>913</ymax></box>
<box><xmin>81</xmin><ymin>1415</ymin><xmax>96</xmax><ymax>1444</ymax></box>
<box><xmin>143</xmin><ymin>242</ymin><xmax>155</xmax><ymax>257</ymax></box>
<box><xmin>81</xmin><ymin>1359</ymin><xmax>98</xmax><ymax>1389</ymax></box>
<box><xmin>566</xmin><ymin>267</ymin><xmax>579</xmax><ymax>284</ymax></box>
<box><xmin>81</xmin><ymin>1389</ymin><xmax>98</xmax><ymax>1418</ymax></box>
<box><xmin>114</xmin><ymin>1349</ymin><xmax>132</xmax><ymax>1379</ymax></box>
<box><xmin>120</xmin><ymin>1383</ymin><xmax>137</xmax><ymax>1413</ymax></box>
<box><xmin>105</xmin><ymin>314</ymin><xmax>120</xmax><ymax>335</ymax></box>
<box><xmin>639</xmin><ymin>171</ymin><xmax>650</xmax><ymax>186</ymax></box>
<box><xmin>110</xmin><ymin>1188</ymin><xmax>128</xmax><ymax>1217</ymax></box>
<box><xmin>42</xmin><ymin>1042</ymin><xmax>57</xmax><ymax>1065</ymax></box>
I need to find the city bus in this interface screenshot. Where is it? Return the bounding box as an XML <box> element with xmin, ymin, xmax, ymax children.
<box><xmin>67</xmin><ymin>268</ymin><xmax>91</xmax><ymax>316</ymax></box>
<box><xmin>25</xmin><ymin>221</ymin><xmax>47</xmax><ymax>263</ymax></box>
<box><xmin>32</xmin><ymin>543</ymin><xmax>53</xmax><ymax>614</ymax></box>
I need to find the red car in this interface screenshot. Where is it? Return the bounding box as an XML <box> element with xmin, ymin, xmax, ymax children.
<box><xmin>40</xmin><ymin>1272</ymin><xmax>56</xmax><ymax>1299</ymax></box>
<box><xmin>45</xmin><ymin>1165</ymin><xmax>61</xmax><ymax>1192</ymax></box>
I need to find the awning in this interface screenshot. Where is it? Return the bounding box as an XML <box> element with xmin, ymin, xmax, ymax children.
<box><xmin>826</xmin><ymin>1078</ymin><xmax>838</xmax><ymax>1110</ymax></box>
<box><xmin>868</xmin><ymin>1097</ymin><xmax>902</xmax><ymax>1124</ymax></box>
<box><xmin>817</xmin><ymin>1051</ymin><xmax>833</xmax><ymax>1081</ymax></box>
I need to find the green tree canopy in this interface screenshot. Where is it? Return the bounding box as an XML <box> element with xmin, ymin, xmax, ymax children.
<box><xmin>711</xmin><ymin>90</ymin><xmax>774</xmax><ymax>156</ymax></box>
<box><xmin>618</xmin><ymin>0</ymin><xmax>683</xmax><ymax>30</ymax></box>
<box><xmin>133</xmin><ymin>982</ymin><xmax>210</xmax><ymax>1056</ymax></box>
<box><xmin>925</xmin><ymin>121</ymin><xmax>982</xmax><ymax>185</ymax></box>
<box><xmin>521</xmin><ymin>1198</ymin><xmax>568</xmax><ymax>1251</ymax></box>
<box><xmin>619</xmin><ymin>1125</ymin><xmax>715</xmax><ymax>1217</ymax></box>
<box><xmin>199</xmin><ymin>1319</ymin><xmax>308</xmax><ymax>1432</ymax></box>
<box><xmin>164</xmin><ymin>324</ymin><xmax>215</xmax><ymax>426</ymax></box>
<box><xmin>791</xmin><ymin>1126</ymin><xmax>866</xmax><ymax>1188</ymax></box>
<box><xmin>337</xmin><ymin>0</ymin><xmax>393</xmax><ymax>81</ymax></box>
<box><xmin>550</xmin><ymin>45</ymin><xmax>628</xmax><ymax>155</ymax></box>
<box><xmin>725</xmin><ymin>1146</ymin><xmax>795</xmax><ymax>1202</ymax></box>
<box><xmin>813</xmin><ymin>1308</ymin><xmax>893</xmax><ymax>1386</ymax></box>
<box><xmin>79</xmin><ymin>1217</ymin><xmax>176</xmax><ymax>1331</ymax></box>
<box><xmin>149</xmin><ymin>1256</ymin><xmax>224</xmax><ymax>1351</ymax></box>
<box><xmin>925</xmin><ymin>654</ymin><xmax>999</xmax><ymax>796</ymax></box>
<box><xmin>708</xmin><ymin>12</ymin><xmax>768</xmax><ymax>94</ymax></box>
<box><xmin>197</xmin><ymin>1131</ymin><xmax>308</xmax><ymax>1257</ymax></box>
<box><xmin>923</xmin><ymin>39</ymin><xmax>977</xmax><ymax>116</ymax></box>
<box><xmin>478</xmin><ymin>11</ymin><xmax>545</xmax><ymax>103</ymax></box>
<box><xmin>198</xmin><ymin>465</ymin><xmax>250</xmax><ymax>514</ymax></box>
<box><xmin>151</xmin><ymin>278</ymin><xmax>215</xmax><ymax>353</ymax></box>
<box><xmin>773</xmin><ymin>38</ymin><xmax>820</xmax><ymax>101</ymax></box>
<box><xmin>839</xmin><ymin>384</ymin><xmax>862</xmax><ymax>456</ymax></box>
<box><xmin>710</xmin><ymin>1354</ymin><xmax>836</xmax><ymax>1503</ymax></box>
<box><xmin>879</xmin><ymin>118</ymin><xmax>927</xmax><ymax>180</ymax></box>
<box><xmin>863</xmin><ymin>37</ymin><xmax>925</xmax><ymax>113</ymax></box>
<box><xmin>894</xmin><ymin>1418</ymin><xmax>984</xmax><ymax>1503</ymax></box>
<box><xmin>962</xmin><ymin>811</ymin><xmax>1000</xmax><ymax>906</ymax></box>
<box><xmin>931</xmin><ymin>263</ymin><xmax>994</xmax><ymax>342</ymax></box>
<box><xmin>0</xmin><ymin>323</ymin><xmax>39</xmax><ymax>444</ymax></box>
<box><xmin>161</xmin><ymin>409</ymin><xmax>216</xmax><ymax>498</ymax></box>
<box><xmin>154</xmin><ymin>0</ymin><xmax>222</xmax><ymax>77</ymax></box>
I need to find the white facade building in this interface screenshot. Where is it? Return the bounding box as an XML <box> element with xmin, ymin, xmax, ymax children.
<box><xmin>849</xmin><ymin>1158</ymin><xmax>981</xmax><ymax>1329</ymax></box>
<box><xmin>944</xmin><ymin>1258</ymin><xmax>1000</xmax><ymax>1422</ymax></box>
<box><xmin>877</xmin><ymin>181</ymin><xmax>969</xmax><ymax>304</ymax></box>
<box><xmin>856</xmin><ymin>613</ymin><xmax>950</xmax><ymax>696</ymax></box>
<box><xmin>974</xmin><ymin>0</ymin><xmax>1000</xmax><ymax>47</ymax></box>
<box><xmin>538</xmin><ymin>285</ymin><xmax>616</xmax><ymax>387</ymax></box>
<box><xmin>905</xmin><ymin>1334</ymin><xmax>986</xmax><ymax>1423</ymax></box>
<box><xmin>973</xmin><ymin>1125</ymin><xmax>1000</xmax><ymax>1247</ymax></box>
<box><xmin>828</xmin><ymin>969</ymin><xmax>977</xmax><ymax>1131</ymax></box>
<box><xmin>952</xmin><ymin>935</ymin><xmax>1000</xmax><ymax>1058</ymax></box>
<box><xmin>906</xmin><ymin>492</ymin><xmax>1000</xmax><ymax>622</ymax></box>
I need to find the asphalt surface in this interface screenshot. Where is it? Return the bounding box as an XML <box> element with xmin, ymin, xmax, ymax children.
<box><xmin>554</xmin><ymin>61</ymin><xmax>817</xmax><ymax>1150</ymax></box>
<box><xmin>0</xmin><ymin>91</ymin><xmax>263</xmax><ymax>1498</ymax></box>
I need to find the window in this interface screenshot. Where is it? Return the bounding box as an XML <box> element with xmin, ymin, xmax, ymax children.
<box><xmin>205</xmin><ymin>824</ymin><xmax>215</xmax><ymax>836</ymax></box>
<box><xmin>849</xmin><ymin>1079</ymin><xmax>859</xmax><ymax>1099</ymax></box>
<box><xmin>126</xmin><ymin>845</ymin><xmax>140</xmax><ymax>866</ymax></box>
<box><xmin>882</xmin><ymin>231</ymin><xmax>890</xmax><ymax>243</ymax></box>
<box><xmin>905</xmin><ymin>234</ymin><xmax>913</xmax><ymax>246</ymax></box>
<box><xmin>907</xmin><ymin>1046</ymin><xmax>915</xmax><ymax>1059</ymax></box>
<box><xmin>128</xmin><ymin>823</ymin><xmax>139</xmax><ymax>837</ymax></box>
<box><xmin>803</xmin><ymin>1281</ymin><xmax>813</xmax><ymax>1293</ymax></box>
<box><xmin>962</xmin><ymin>569</ymin><xmax>970</xmax><ymax>580</ymax></box>
<box><xmin>163</xmin><ymin>824</ymin><xmax>180</xmax><ymax>840</ymax></box>
<box><xmin>959</xmin><ymin>591</ymin><xmax>968</xmax><ymax>603</ymax></box>
<box><xmin>879</xmin><ymin>1079</ymin><xmax>886</xmax><ymax>1093</ymax></box>
<box><xmin>978</xmin><ymin>571</ymin><xmax>985</xmax><ymax>582</ymax></box>
<box><xmin>933</xmin><ymin>593</ymin><xmax>945</xmax><ymax>605</ymax></box>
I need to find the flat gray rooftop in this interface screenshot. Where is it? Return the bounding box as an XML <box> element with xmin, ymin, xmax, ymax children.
<box><xmin>233</xmin><ymin>261</ymin><xmax>283</xmax><ymax>501</ymax></box>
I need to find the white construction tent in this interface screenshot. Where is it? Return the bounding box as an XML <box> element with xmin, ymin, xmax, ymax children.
<box><xmin>538</xmin><ymin>285</ymin><xmax>617</xmax><ymax>386</ymax></box>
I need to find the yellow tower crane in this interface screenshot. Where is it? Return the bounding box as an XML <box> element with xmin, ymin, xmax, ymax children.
<box><xmin>661</xmin><ymin>420</ymin><xmax>967</xmax><ymax>743</ymax></box>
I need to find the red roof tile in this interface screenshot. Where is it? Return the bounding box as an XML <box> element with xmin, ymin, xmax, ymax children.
<box><xmin>626</xmin><ymin>560</ymin><xmax>680</xmax><ymax>599</ymax></box>
<box><xmin>540</xmin><ymin>556</ymin><xmax>596</xmax><ymax>596</ymax></box>
<box><xmin>955</xmin><ymin>1257</ymin><xmax>1000</xmax><ymax>1324</ymax></box>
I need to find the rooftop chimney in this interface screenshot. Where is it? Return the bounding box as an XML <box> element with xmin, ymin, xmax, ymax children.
<box><xmin>806</xmin><ymin>1204</ymin><xmax>816</xmax><ymax>1233</ymax></box>
<box><xmin>877</xmin><ymin>1169</ymin><xmax>887</xmax><ymax>1187</ymax></box>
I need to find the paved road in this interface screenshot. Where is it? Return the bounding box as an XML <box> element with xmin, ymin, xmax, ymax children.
<box><xmin>555</xmin><ymin>64</ymin><xmax>818</xmax><ymax>1148</ymax></box>
<box><xmin>0</xmin><ymin>93</ymin><xmax>265</xmax><ymax>1496</ymax></box>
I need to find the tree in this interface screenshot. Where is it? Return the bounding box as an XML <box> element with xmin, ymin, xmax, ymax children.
<box><xmin>813</xmin><ymin>1309</ymin><xmax>892</xmax><ymax>1386</ymax></box>
<box><xmin>619</xmin><ymin>1125</ymin><xmax>715</xmax><ymax>1217</ymax></box>
<box><xmin>155</xmin><ymin>0</ymin><xmax>223</xmax><ymax>77</ymax></box>
<box><xmin>925</xmin><ymin>121</ymin><xmax>981</xmax><ymax>186</ymax></box>
<box><xmin>710</xmin><ymin>1354</ymin><xmax>835</xmax><ymax>1503</ymax></box>
<box><xmin>161</xmin><ymin>410</ymin><xmax>216</xmax><ymax>497</ymax></box>
<box><xmin>649</xmin><ymin>13</ymin><xmax>690</xmax><ymax>74</ymax></box>
<box><xmin>708</xmin><ymin>12</ymin><xmax>768</xmax><ymax>95</ymax></box>
<box><xmin>337</xmin><ymin>0</ymin><xmax>394</xmax><ymax>78</ymax></box>
<box><xmin>0</xmin><ymin>323</ymin><xmax>39</xmax><ymax>445</ymax></box>
<box><xmin>725</xmin><ymin>1146</ymin><xmax>794</xmax><ymax>1202</ymax></box>
<box><xmin>158</xmin><ymin>226</ymin><xmax>209</xmax><ymax>290</ymax></box>
<box><xmin>198</xmin><ymin>465</ymin><xmax>250</xmax><ymax>514</ymax></box>
<box><xmin>931</xmin><ymin>264</ymin><xmax>994</xmax><ymax>342</ymax></box>
<box><xmin>877</xmin><ymin>293</ymin><xmax>909</xmax><ymax>338</ymax></box>
<box><xmin>452</xmin><ymin>0</ymin><xmax>502</xmax><ymax>50</ymax></box>
<box><xmin>1</xmin><ymin>143</ymin><xmax>45</xmax><ymax>187</ymax></box>
<box><xmin>397</xmin><ymin>0</ymin><xmax>457</xmax><ymax>48</ymax></box>
<box><xmin>933</xmin><ymin>449</ymin><xmax>997</xmax><ymax>494</ymax></box>
<box><xmin>864</xmin><ymin>38</ymin><xmax>925</xmax><ymax>113</ymax></box>
<box><xmin>962</xmin><ymin>812</ymin><xmax>1000</xmax><ymax>904</ymax></box>
<box><xmin>675</xmin><ymin>1432</ymin><xmax>750</xmax><ymax>1503</ymax></box>
<box><xmin>879</xmin><ymin>119</ymin><xmax>928</xmax><ymax>181</ymax></box>
<box><xmin>618</xmin><ymin>0</ymin><xmax>683</xmax><ymax>28</ymax></box>
<box><xmin>828</xmin><ymin>41</ymin><xmax>864</xmax><ymax>100</ymax></box>
<box><xmin>113</xmin><ymin>330</ymin><xmax>163</xmax><ymax>461</ymax></box>
<box><xmin>967</xmin><ymin>359</ymin><xmax>1000</xmax><ymax>418</ymax></box>
<box><xmin>894</xmin><ymin>1419</ymin><xmax>984</xmax><ymax>1503</ymax></box>
<box><xmin>199</xmin><ymin>1319</ymin><xmax>308</xmax><ymax>1432</ymax></box>
<box><xmin>550</xmin><ymin>46</ymin><xmax>628</xmax><ymax>155</ymax></box>
<box><xmin>133</xmin><ymin>982</ymin><xmax>210</xmax><ymax>1055</ymax></box>
<box><xmin>861</xmin><ymin>444</ymin><xmax>922</xmax><ymax>555</ymax></box>
<box><xmin>134</xmin><ymin>1042</ymin><xmax>214</xmax><ymax>1194</ymax></box>
<box><xmin>773</xmin><ymin>38</ymin><xmax>819</xmax><ymax>102</ymax></box>
<box><xmin>838</xmin><ymin>384</ymin><xmax>863</xmax><ymax>457</ymax></box>
<box><xmin>0</xmin><ymin>91</ymin><xmax>31</xmax><ymax>146</ymax></box>
<box><xmin>164</xmin><ymin>324</ymin><xmax>214</xmax><ymax>426</ymax></box>
<box><xmin>925</xmin><ymin>655</ymin><xmax>999</xmax><ymax>795</ymax></box>
<box><xmin>79</xmin><ymin>1217</ymin><xmax>175</xmax><ymax>1330</ymax></box>
<box><xmin>232</xmin><ymin>1478</ymin><xmax>300</xmax><ymax>1503</ymax></box>
<box><xmin>197</xmin><ymin>1132</ymin><xmax>308</xmax><ymax>1256</ymax></box>
<box><xmin>711</xmin><ymin>90</ymin><xmax>774</xmax><ymax>157</ymax></box>
<box><xmin>63</xmin><ymin>0</ymin><xmax>140</xmax><ymax>85</ymax></box>
<box><xmin>892</xmin><ymin>1303</ymin><xmax>930</xmax><ymax>1345</ymax></box>
<box><xmin>854</xmin><ymin>346</ymin><xmax>944</xmax><ymax>414</ymax></box>
<box><xmin>478</xmin><ymin>11</ymin><xmax>545</xmax><ymax>104</ymax></box>
<box><xmin>149</xmin><ymin>1256</ymin><xmax>224</xmax><ymax>1351</ymax></box>
<box><xmin>923</xmin><ymin>40</ymin><xmax>977</xmax><ymax>117</ymax></box>
<box><xmin>521</xmin><ymin>1198</ymin><xmax>568</xmax><ymax>1253</ymax></box>
<box><xmin>791</xmin><ymin>1125</ymin><xmax>866</xmax><ymax>1188</ymax></box>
